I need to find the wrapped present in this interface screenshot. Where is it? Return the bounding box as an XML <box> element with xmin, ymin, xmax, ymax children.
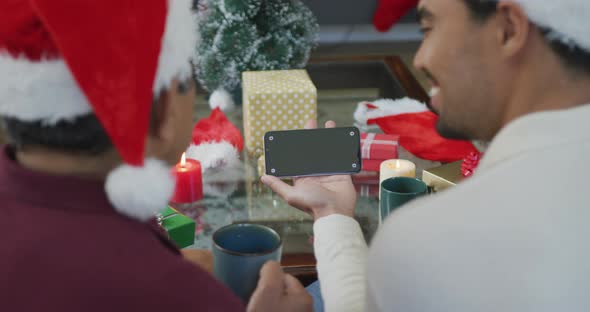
<box><xmin>422</xmin><ymin>161</ymin><xmax>464</xmax><ymax>193</ymax></box>
<box><xmin>242</xmin><ymin>70</ymin><xmax>317</xmax><ymax>157</ymax></box>
<box><xmin>360</xmin><ymin>133</ymin><xmax>399</xmax><ymax>160</ymax></box>
<box><xmin>158</xmin><ymin>206</ymin><xmax>196</xmax><ymax>249</ymax></box>
<box><xmin>354</xmin><ymin>183</ymin><xmax>379</xmax><ymax>198</ymax></box>
<box><xmin>352</xmin><ymin>171</ymin><xmax>379</xmax><ymax>198</ymax></box>
<box><xmin>361</xmin><ymin>159</ymin><xmax>385</xmax><ymax>172</ymax></box>
<box><xmin>352</xmin><ymin>170</ymin><xmax>379</xmax><ymax>183</ymax></box>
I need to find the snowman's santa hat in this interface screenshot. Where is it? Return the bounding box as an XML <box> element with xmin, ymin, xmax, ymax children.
<box><xmin>186</xmin><ymin>108</ymin><xmax>243</xmax><ymax>171</ymax></box>
<box><xmin>0</xmin><ymin>0</ymin><xmax>197</xmax><ymax>221</ymax></box>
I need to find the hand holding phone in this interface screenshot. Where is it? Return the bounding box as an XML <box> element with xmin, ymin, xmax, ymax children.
<box><xmin>260</xmin><ymin>120</ymin><xmax>358</xmax><ymax>220</ymax></box>
<box><xmin>264</xmin><ymin>126</ymin><xmax>362</xmax><ymax>178</ymax></box>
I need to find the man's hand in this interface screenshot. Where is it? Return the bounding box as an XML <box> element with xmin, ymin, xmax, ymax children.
<box><xmin>261</xmin><ymin>120</ymin><xmax>357</xmax><ymax>220</ymax></box>
<box><xmin>247</xmin><ymin>261</ymin><xmax>313</xmax><ymax>312</ymax></box>
<box><xmin>180</xmin><ymin>249</ymin><xmax>213</xmax><ymax>274</ymax></box>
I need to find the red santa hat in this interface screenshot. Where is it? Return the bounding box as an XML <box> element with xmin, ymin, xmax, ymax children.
<box><xmin>374</xmin><ymin>0</ymin><xmax>590</xmax><ymax>53</ymax></box>
<box><xmin>373</xmin><ymin>0</ymin><xmax>418</xmax><ymax>32</ymax></box>
<box><xmin>186</xmin><ymin>107</ymin><xmax>243</xmax><ymax>171</ymax></box>
<box><xmin>513</xmin><ymin>0</ymin><xmax>590</xmax><ymax>52</ymax></box>
<box><xmin>0</xmin><ymin>0</ymin><xmax>197</xmax><ymax>221</ymax></box>
<box><xmin>184</xmin><ymin>108</ymin><xmax>243</xmax><ymax>199</ymax></box>
<box><xmin>355</xmin><ymin>98</ymin><xmax>478</xmax><ymax>163</ymax></box>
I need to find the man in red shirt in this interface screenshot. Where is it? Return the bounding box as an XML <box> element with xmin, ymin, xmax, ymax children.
<box><xmin>0</xmin><ymin>0</ymin><xmax>311</xmax><ymax>311</ymax></box>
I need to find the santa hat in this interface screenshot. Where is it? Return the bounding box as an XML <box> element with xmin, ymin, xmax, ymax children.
<box><xmin>374</xmin><ymin>0</ymin><xmax>590</xmax><ymax>53</ymax></box>
<box><xmin>513</xmin><ymin>0</ymin><xmax>590</xmax><ymax>52</ymax></box>
<box><xmin>0</xmin><ymin>0</ymin><xmax>197</xmax><ymax>221</ymax></box>
<box><xmin>186</xmin><ymin>107</ymin><xmax>243</xmax><ymax>171</ymax></box>
<box><xmin>373</xmin><ymin>0</ymin><xmax>418</xmax><ymax>32</ymax></box>
<box><xmin>354</xmin><ymin>98</ymin><xmax>478</xmax><ymax>163</ymax></box>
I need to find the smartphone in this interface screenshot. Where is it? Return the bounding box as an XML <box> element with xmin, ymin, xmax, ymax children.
<box><xmin>264</xmin><ymin>126</ymin><xmax>362</xmax><ymax>178</ymax></box>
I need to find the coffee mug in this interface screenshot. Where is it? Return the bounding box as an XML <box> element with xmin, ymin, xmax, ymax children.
<box><xmin>212</xmin><ymin>223</ymin><xmax>282</xmax><ymax>302</ymax></box>
<box><xmin>380</xmin><ymin>177</ymin><xmax>428</xmax><ymax>220</ymax></box>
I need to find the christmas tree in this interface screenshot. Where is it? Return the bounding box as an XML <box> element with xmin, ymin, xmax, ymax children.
<box><xmin>194</xmin><ymin>0</ymin><xmax>319</xmax><ymax>110</ymax></box>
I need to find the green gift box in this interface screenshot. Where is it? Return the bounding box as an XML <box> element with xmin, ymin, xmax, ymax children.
<box><xmin>158</xmin><ymin>207</ymin><xmax>195</xmax><ymax>249</ymax></box>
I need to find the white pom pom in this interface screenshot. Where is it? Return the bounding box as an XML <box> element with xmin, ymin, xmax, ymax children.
<box><xmin>186</xmin><ymin>142</ymin><xmax>240</xmax><ymax>171</ymax></box>
<box><xmin>209</xmin><ymin>88</ymin><xmax>235</xmax><ymax>112</ymax></box>
<box><xmin>105</xmin><ymin>158</ymin><xmax>175</xmax><ymax>222</ymax></box>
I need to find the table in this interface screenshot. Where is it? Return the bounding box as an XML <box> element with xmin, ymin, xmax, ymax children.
<box><xmin>183</xmin><ymin>55</ymin><xmax>435</xmax><ymax>285</ymax></box>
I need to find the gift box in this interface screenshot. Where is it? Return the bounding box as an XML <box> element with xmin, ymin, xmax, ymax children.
<box><xmin>422</xmin><ymin>161</ymin><xmax>464</xmax><ymax>193</ymax></box>
<box><xmin>242</xmin><ymin>70</ymin><xmax>317</xmax><ymax>157</ymax></box>
<box><xmin>352</xmin><ymin>171</ymin><xmax>379</xmax><ymax>198</ymax></box>
<box><xmin>361</xmin><ymin>159</ymin><xmax>386</xmax><ymax>172</ymax></box>
<box><xmin>352</xmin><ymin>170</ymin><xmax>379</xmax><ymax>183</ymax></box>
<box><xmin>360</xmin><ymin>133</ymin><xmax>399</xmax><ymax>160</ymax></box>
<box><xmin>359</xmin><ymin>133</ymin><xmax>399</xmax><ymax>172</ymax></box>
<box><xmin>354</xmin><ymin>183</ymin><xmax>380</xmax><ymax>198</ymax></box>
<box><xmin>158</xmin><ymin>206</ymin><xmax>196</xmax><ymax>249</ymax></box>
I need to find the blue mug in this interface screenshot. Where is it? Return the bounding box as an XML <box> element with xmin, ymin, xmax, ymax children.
<box><xmin>212</xmin><ymin>223</ymin><xmax>282</xmax><ymax>302</ymax></box>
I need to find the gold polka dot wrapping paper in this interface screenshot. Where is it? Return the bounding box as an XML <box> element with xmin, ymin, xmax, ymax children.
<box><xmin>242</xmin><ymin>70</ymin><xmax>318</xmax><ymax>157</ymax></box>
<box><xmin>257</xmin><ymin>155</ymin><xmax>265</xmax><ymax>177</ymax></box>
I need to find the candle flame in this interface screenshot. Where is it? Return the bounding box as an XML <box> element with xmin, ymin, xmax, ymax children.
<box><xmin>180</xmin><ymin>152</ymin><xmax>186</xmax><ymax>166</ymax></box>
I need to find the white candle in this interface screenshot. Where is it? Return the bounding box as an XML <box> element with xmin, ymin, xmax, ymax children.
<box><xmin>379</xmin><ymin>159</ymin><xmax>416</xmax><ymax>199</ymax></box>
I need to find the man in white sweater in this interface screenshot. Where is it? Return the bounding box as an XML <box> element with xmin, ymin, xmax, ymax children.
<box><xmin>261</xmin><ymin>0</ymin><xmax>590</xmax><ymax>311</ymax></box>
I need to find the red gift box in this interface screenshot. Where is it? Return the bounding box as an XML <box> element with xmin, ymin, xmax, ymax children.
<box><xmin>354</xmin><ymin>183</ymin><xmax>379</xmax><ymax>198</ymax></box>
<box><xmin>361</xmin><ymin>159</ymin><xmax>385</xmax><ymax>172</ymax></box>
<box><xmin>352</xmin><ymin>170</ymin><xmax>379</xmax><ymax>183</ymax></box>
<box><xmin>360</xmin><ymin>133</ymin><xmax>399</xmax><ymax>160</ymax></box>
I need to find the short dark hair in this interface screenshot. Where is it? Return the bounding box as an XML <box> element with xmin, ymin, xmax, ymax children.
<box><xmin>463</xmin><ymin>0</ymin><xmax>498</xmax><ymax>21</ymax></box>
<box><xmin>1</xmin><ymin>114</ymin><xmax>113</xmax><ymax>155</ymax></box>
<box><xmin>463</xmin><ymin>0</ymin><xmax>590</xmax><ymax>76</ymax></box>
<box><xmin>1</xmin><ymin>78</ymin><xmax>194</xmax><ymax>155</ymax></box>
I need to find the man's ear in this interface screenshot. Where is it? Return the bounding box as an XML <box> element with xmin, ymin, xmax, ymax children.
<box><xmin>496</xmin><ymin>1</ymin><xmax>531</xmax><ymax>58</ymax></box>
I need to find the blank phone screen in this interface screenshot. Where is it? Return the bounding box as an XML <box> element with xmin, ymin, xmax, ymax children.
<box><xmin>264</xmin><ymin>127</ymin><xmax>361</xmax><ymax>177</ymax></box>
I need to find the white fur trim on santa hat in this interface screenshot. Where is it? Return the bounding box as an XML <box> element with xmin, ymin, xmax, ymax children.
<box><xmin>0</xmin><ymin>0</ymin><xmax>196</xmax><ymax>123</ymax></box>
<box><xmin>514</xmin><ymin>0</ymin><xmax>590</xmax><ymax>52</ymax></box>
<box><xmin>105</xmin><ymin>158</ymin><xmax>175</xmax><ymax>222</ymax></box>
<box><xmin>209</xmin><ymin>88</ymin><xmax>236</xmax><ymax>112</ymax></box>
<box><xmin>0</xmin><ymin>54</ymin><xmax>92</xmax><ymax>123</ymax></box>
<box><xmin>354</xmin><ymin>97</ymin><xmax>428</xmax><ymax>125</ymax></box>
<box><xmin>186</xmin><ymin>142</ymin><xmax>240</xmax><ymax>171</ymax></box>
<box><xmin>153</xmin><ymin>0</ymin><xmax>198</xmax><ymax>95</ymax></box>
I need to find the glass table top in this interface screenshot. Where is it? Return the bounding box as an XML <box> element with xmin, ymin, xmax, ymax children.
<box><xmin>180</xmin><ymin>56</ymin><xmax>438</xmax><ymax>259</ymax></box>
<box><xmin>180</xmin><ymin>88</ymin><xmax>381</xmax><ymax>255</ymax></box>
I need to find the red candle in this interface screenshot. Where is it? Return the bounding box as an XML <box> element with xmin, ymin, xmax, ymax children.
<box><xmin>171</xmin><ymin>153</ymin><xmax>203</xmax><ymax>203</ymax></box>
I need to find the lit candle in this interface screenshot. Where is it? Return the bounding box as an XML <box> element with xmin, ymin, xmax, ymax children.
<box><xmin>379</xmin><ymin>159</ymin><xmax>416</xmax><ymax>199</ymax></box>
<box><xmin>171</xmin><ymin>153</ymin><xmax>203</xmax><ymax>204</ymax></box>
